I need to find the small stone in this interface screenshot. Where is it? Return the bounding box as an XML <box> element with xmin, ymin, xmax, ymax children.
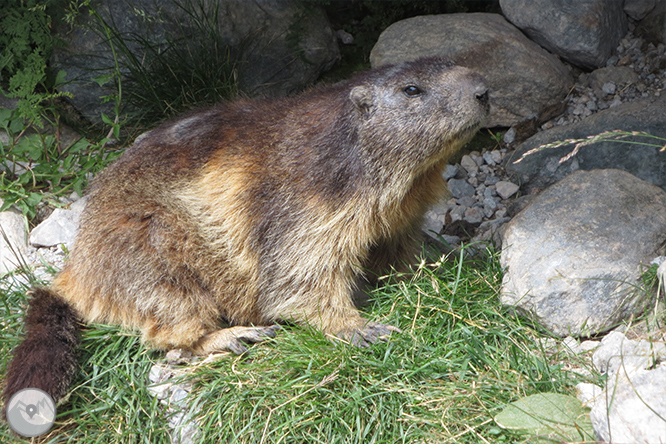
<box><xmin>149</xmin><ymin>365</ymin><xmax>163</xmax><ymax>384</ymax></box>
<box><xmin>442</xmin><ymin>164</ymin><xmax>458</xmax><ymax>180</ymax></box>
<box><xmin>579</xmin><ymin>340</ymin><xmax>600</xmax><ymax>354</ymax></box>
<box><xmin>464</xmin><ymin>206</ymin><xmax>484</xmax><ymax>224</ymax></box>
<box><xmin>483</xmin><ymin>196</ymin><xmax>498</xmax><ymax>212</ymax></box>
<box><xmin>470</xmin><ymin>153</ymin><xmax>484</xmax><ymax>166</ymax></box>
<box><xmin>169</xmin><ymin>411</ymin><xmax>185</xmax><ymax>429</ymax></box>
<box><xmin>170</xmin><ymin>387</ymin><xmax>189</xmax><ymax>406</ymax></box>
<box><xmin>503</xmin><ymin>128</ymin><xmax>516</xmax><ymax>145</ymax></box>
<box><xmin>483</xmin><ymin>187</ymin><xmax>497</xmax><ymax>199</ymax></box>
<box><xmin>495</xmin><ymin>181</ymin><xmax>520</xmax><ymax>200</ymax></box>
<box><xmin>576</xmin><ymin>383</ymin><xmax>603</xmax><ymax>407</ymax></box>
<box><xmin>602</xmin><ymin>82</ymin><xmax>616</xmax><ymax>95</ymax></box>
<box><xmin>482</xmin><ymin>151</ymin><xmax>496</xmax><ymax>166</ymax></box>
<box><xmin>422</xmin><ymin>211</ymin><xmax>445</xmax><ymax>238</ymax></box>
<box><xmin>484</xmin><ymin>176</ymin><xmax>500</xmax><ymax>186</ymax></box>
<box><xmin>609</xmin><ymin>96</ymin><xmax>623</xmax><ymax>107</ymax></box>
<box><xmin>147</xmin><ymin>381</ymin><xmax>172</xmax><ymax>400</ymax></box>
<box><xmin>457</xmin><ymin>196</ymin><xmax>476</xmax><ymax>208</ymax></box>
<box><xmin>605</xmin><ymin>55</ymin><xmax>619</xmax><ymax>67</ymax></box>
<box><xmin>460</xmin><ymin>155</ymin><xmax>478</xmax><ymax>175</ymax></box>
<box><xmin>447</xmin><ymin>178</ymin><xmax>476</xmax><ymax>198</ymax></box>
<box><xmin>572</xmin><ymin>103</ymin><xmax>587</xmax><ymax>115</ymax></box>
<box><xmin>449</xmin><ymin>205</ymin><xmax>466</xmax><ymax>223</ymax></box>
<box><xmin>335</xmin><ymin>29</ymin><xmax>353</xmax><ymax>45</ymax></box>
<box><xmin>166</xmin><ymin>348</ymin><xmax>193</xmax><ymax>365</ymax></box>
<box><xmin>490</xmin><ymin>150</ymin><xmax>503</xmax><ymax>164</ymax></box>
<box><xmin>29</xmin><ymin>197</ymin><xmax>87</xmax><ymax>249</ymax></box>
<box><xmin>659</xmin><ymin>260</ymin><xmax>666</xmax><ymax>291</ymax></box>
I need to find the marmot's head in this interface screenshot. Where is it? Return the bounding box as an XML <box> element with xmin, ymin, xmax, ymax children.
<box><xmin>349</xmin><ymin>57</ymin><xmax>489</xmax><ymax>174</ymax></box>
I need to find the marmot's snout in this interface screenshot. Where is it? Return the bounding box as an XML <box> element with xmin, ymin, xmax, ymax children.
<box><xmin>473</xmin><ymin>83</ymin><xmax>489</xmax><ymax>110</ymax></box>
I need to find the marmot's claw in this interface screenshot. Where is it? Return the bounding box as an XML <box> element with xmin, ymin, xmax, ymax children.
<box><xmin>195</xmin><ymin>325</ymin><xmax>280</xmax><ymax>355</ymax></box>
<box><xmin>336</xmin><ymin>322</ymin><xmax>401</xmax><ymax>347</ymax></box>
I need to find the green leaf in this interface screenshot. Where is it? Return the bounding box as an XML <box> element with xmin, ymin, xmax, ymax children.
<box><xmin>494</xmin><ymin>393</ymin><xmax>595</xmax><ymax>443</ymax></box>
<box><xmin>67</xmin><ymin>138</ymin><xmax>91</xmax><ymax>154</ymax></box>
<box><xmin>100</xmin><ymin>112</ymin><xmax>114</xmax><ymax>126</ymax></box>
<box><xmin>92</xmin><ymin>72</ymin><xmax>114</xmax><ymax>87</ymax></box>
<box><xmin>14</xmin><ymin>133</ymin><xmax>44</xmax><ymax>161</ymax></box>
<box><xmin>54</xmin><ymin>69</ymin><xmax>68</xmax><ymax>87</ymax></box>
<box><xmin>25</xmin><ymin>192</ymin><xmax>42</xmax><ymax>208</ymax></box>
<box><xmin>0</xmin><ymin>108</ymin><xmax>14</xmax><ymax>127</ymax></box>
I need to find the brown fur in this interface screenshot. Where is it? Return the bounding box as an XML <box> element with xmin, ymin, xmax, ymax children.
<box><xmin>4</xmin><ymin>57</ymin><xmax>487</xmax><ymax>405</ymax></box>
<box><xmin>3</xmin><ymin>288</ymin><xmax>80</xmax><ymax>408</ymax></box>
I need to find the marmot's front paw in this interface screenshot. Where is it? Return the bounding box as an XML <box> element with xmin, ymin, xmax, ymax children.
<box><xmin>333</xmin><ymin>321</ymin><xmax>402</xmax><ymax>348</ymax></box>
<box><xmin>194</xmin><ymin>325</ymin><xmax>280</xmax><ymax>355</ymax></box>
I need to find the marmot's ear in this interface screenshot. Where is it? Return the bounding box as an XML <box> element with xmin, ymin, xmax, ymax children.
<box><xmin>350</xmin><ymin>86</ymin><xmax>375</xmax><ymax>116</ymax></box>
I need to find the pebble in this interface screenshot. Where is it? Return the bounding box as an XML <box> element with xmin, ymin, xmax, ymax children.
<box><xmin>495</xmin><ymin>181</ymin><xmax>520</xmax><ymax>200</ymax></box>
<box><xmin>602</xmin><ymin>82</ymin><xmax>616</xmax><ymax>95</ymax></box>
<box><xmin>424</xmin><ymin>146</ymin><xmax>517</xmax><ymax>246</ymax></box>
<box><xmin>464</xmin><ymin>207</ymin><xmax>484</xmax><ymax>224</ymax></box>
<box><xmin>536</xmin><ymin>30</ymin><xmax>665</xmax><ymax>131</ymax></box>
<box><xmin>448</xmin><ymin>178</ymin><xmax>476</xmax><ymax>198</ymax></box>
<box><xmin>460</xmin><ymin>155</ymin><xmax>478</xmax><ymax>175</ymax></box>
<box><xmin>442</xmin><ymin>164</ymin><xmax>458</xmax><ymax>180</ymax></box>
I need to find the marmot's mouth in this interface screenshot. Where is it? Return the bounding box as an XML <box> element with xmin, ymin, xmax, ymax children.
<box><xmin>457</xmin><ymin>119</ymin><xmax>485</xmax><ymax>141</ymax></box>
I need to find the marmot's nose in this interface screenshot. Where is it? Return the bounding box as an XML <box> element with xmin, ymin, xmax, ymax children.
<box><xmin>474</xmin><ymin>85</ymin><xmax>489</xmax><ymax>108</ymax></box>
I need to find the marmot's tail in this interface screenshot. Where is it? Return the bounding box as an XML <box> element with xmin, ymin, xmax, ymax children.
<box><xmin>3</xmin><ymin>287</ymin><xmax>81</xmax><ymax>409</ymax></box>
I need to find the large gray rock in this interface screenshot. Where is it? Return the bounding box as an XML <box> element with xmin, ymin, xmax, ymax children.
<box><xmin>506</xmin><ymin>95</ymin><xmax>666</xmax><ymax>194</ymax></box>
<box><xmin>369</xmin><ymin>13</ymin><xmax>573</xmax><ymax>128</ymax></box>
<box><xmin>578</xmin><ymin>331</ymin><xmax>666</xmax><ymax>443</ymax></box>
<box><xmin>50</xmin><ymin>0</ymin><xmax>339</xmax><ymax>125</ymax></box>
<box><xmin>500</xmin><ymin>0</ymin><xmax>628</xmax><ymax>70</ymax></box>
<box><xmin>624</xmin><ymin>0</ymin><xmax>657</xmax><ymax>21</ymax></box>
<box><xmin>29</xmin><ymin>198</ymin><xmax>87</xmax><ymax>250</ymax></box>
<box><xmin>500</xmin><ymin>169</ymin><xmax>666</xmax><ymax>337</ymax></box>
<box><xmin>0</xmin><ymin>207</ymin><xmax>28</xmax><ymax>275</ymax></box>
<box><xmin>635</xmin><ymin>0</ymin><xmax>666</xmax><ymax>45</ymax></box>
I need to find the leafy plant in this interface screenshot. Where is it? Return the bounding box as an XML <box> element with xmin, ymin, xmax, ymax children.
<box><xmin>0</xmin><ymin>1</ymin><xmax>126</xmax><ymax>220</ymax></box>
<box><xmin>85</xmin><ymin>0</ymin><xmax>240</xmax><ymax>125</ymax></box>
<box><xmin>0</xmin><ymin>106</ymin><xmax>122</xmax><ymax>219</ymax></box>
<box><xmin>0</xmin><ymin>0</ymin><xmax>70</xmax><ymax>129</ymax></box>
<box><xmin>494</xmin><ymin>393</ymin><xmax>595</xmax><ymax>443</ymax></box>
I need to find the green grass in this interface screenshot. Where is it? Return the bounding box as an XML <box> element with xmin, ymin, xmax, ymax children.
<box><xmin>0</xmin><ymin>246</ymin><xmax>601</xmax><ymax>443</ymax></box>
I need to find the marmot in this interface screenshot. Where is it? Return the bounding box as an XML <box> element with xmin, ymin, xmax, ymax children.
<box><xmin>3</xmin><ymin>57</ymin><xmax>488</xmax><ymax>406</ymax></box>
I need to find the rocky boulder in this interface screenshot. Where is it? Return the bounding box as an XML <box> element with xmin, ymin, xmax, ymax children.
<box><xmin>500</xmin><ymin>169</ymin><xmax>666</xmax><ymax>337</ymax></box>
<box><xmin>0</xmin><ymin>207</ymin><xmax>28</xmax><ymax>275</ymax></box>
<box><xmin>369</xmin><ymin>13</ymin><xmax>573</xmax><ymax>128</ymax></box>
<box><xmin>505</xmin><ymin>94</ymin><xmax>666</xmax><ymax>194</ymax></box>
<box><xmin>29</xmin><ymin>197</ymin><xmax>87</xmax><ymax>250</ymax></box>
<box><xmin>634</xmin><ymin>0</ymin><xmax>666</xmax><ymax>45</ymax></box>
<box><xmin>577</xmin><ymin>331</ymin><xmax>666</xmax><ymax>443</ymax></box>
<box><xmin>500</xmin><ymin>0</ymin><xmax>628</xmax><ymax>70</ymax></box>
<box><xmin>624</xmin><ymin>0</ymin><xmax>658</xmax><ymax>21</ymax></box>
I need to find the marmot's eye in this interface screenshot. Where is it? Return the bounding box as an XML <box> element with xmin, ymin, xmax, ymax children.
<box><xmin>403</xmin><ymin>85</ymin><xmax>423</xmax><ymax>97</ymax></box>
